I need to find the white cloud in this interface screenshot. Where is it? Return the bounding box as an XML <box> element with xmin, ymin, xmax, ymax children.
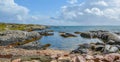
<box><xmin>67</xmin><ymin>0</ymin><xmax>78</xmax><ymax>4</ymax></box>
<box><xmin>91</xmin><ymin>1</ymin><xmax>108</xmax><ymax>6</ymax></box>
<box><xmin>52</xmin><ymin>0</ymin><xmax>120</xmax><ymax>25</ymax></box>
<box><xmin>0</xmin><ymin>0</ymin><xmax>29</xmax><ymax>22</ymax></box>
<box><xmin>85</xmin><ymin>8</ymin><xmax>103</xmax><ymax>16</ymax></box>
<box><xmin>0</xmin><ymin>0</ymin><xmax>48</xmax><ymax>24</ymax></box>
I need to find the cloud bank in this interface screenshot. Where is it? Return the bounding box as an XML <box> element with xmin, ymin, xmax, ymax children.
<box><xmin>0</xmin><ymin>0</ymin><xmax>49</xmax><ymax>24</ymax></box>
<box><xmin>1</xmin><ymin>0</ymin><xmax>120</xmax><ymax>25</ymax></box>
<box><xmin>53</xmin><ymin>0</ymin><xmax>120</xmax><ymax>25</ymax></box>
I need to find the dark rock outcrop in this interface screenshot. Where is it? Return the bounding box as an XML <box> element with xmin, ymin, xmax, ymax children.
<box><xmin>71</xmin><ymin>42</ymin><xmax>120</xmax><ymax>54</ymax></box>
<box><xmin>38</xmin><ymin>30</ymin><xmax>54</xmax><ymax>36</ymax></box>
<box><xmin>74</xmin><ymin>31</ymin><xmax>81</xmax><ymax>34</ymax></box>
<box><xmin>60</xmin><ymin>33</ymin><xmax>77</xmax><ymax>38</ymax></box>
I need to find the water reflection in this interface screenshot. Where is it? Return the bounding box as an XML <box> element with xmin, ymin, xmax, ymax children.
<box><xmin>39</xmin><ymin>32</ymin><xmax>101</xmax><ymax>50</ymax></box>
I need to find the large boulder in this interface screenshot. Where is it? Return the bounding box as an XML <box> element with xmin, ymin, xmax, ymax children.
<box><xmin>0</xmin><ymin>30</ymin><xmax>41</xmax><ymax>46</ymax></box>
<box><xmin>104</xmin><ymin>45</ymin><xmax>119</xmax><ymax>53</ymax></box>
<box><xmin>80</xmin><ymin>31</ymin><xmax>120</xmax><ymax>44</ymax></box>
<box><xmin>80</xmin><ymin>32</ymin><xmax>92</xmax><ymax>38</ymax></box>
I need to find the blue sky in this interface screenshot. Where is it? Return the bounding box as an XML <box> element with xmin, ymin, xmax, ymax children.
<box><xmin>0</xmin><ymin>0</ymin><xmax>120</xmax><ymax>26</ymax></box>
<box><xmin>15</xmin><ymin>0</ymin><xmax>66</xmax><ymax>16</ymax></box>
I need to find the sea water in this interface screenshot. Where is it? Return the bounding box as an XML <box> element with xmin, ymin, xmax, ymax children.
<box><xmin>38</xmin><ymin>26</ymin><xmax>120</xmax><ymax>50</ymax></box>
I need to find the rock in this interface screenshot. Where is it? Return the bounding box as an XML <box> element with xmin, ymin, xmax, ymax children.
<box><xmin>80</xmin><ymin>32</ymin><xmax>98</xmax><ymax>38</ymax></box>
<box><xmin>114</xmin><ymin>32</ymin><xmax>120</xmax><ymax>35</ymax></box>
<box><xmin>104</xmin><ymin>45</ymin><xmax>111</xmax><ymax>53</ymax></box>
<box><xmin>87</xmin><ymin>60</ymin><xmax>95</xmax><ymax>62</ymax></box>
<box><xmin>38</xmin><ymin>31</ymin><xmax>54</xmax><ymax>36</ymax></box>
<box><xmin>60</xmin><ymin>33</ymin><xmax>77</xmax><ymax>38</ymax></box>
<box><xmin>94</xmin><ymin>55</ymin><xmax>104</xmax><ymax>60</ymax></box>
<box><xmin>78</xmin><ymin>43</ymin><xmax>91</xmax><ymax>49</ymax></box>
<box><xmin>0</xmin><ymin>30</ymin><xmax>41</xmax><ymax>46</ymax></box>
<box><xmin>116</xmin><ymin>45</ymin><xmax>120</xmax><ymax>50</ymax></box>
<box><xmin>71</xmin><ymin>55</ymin><xmax>86</xmax><ymax>62</ymax></box>
<box><xmin>0</xmin><ymin>58</ymin><xmax>11</xmax><ymax>62</ymax></box>
<box><xmin>105</xmin><ymin>32</ymin><xmax>120</xmax><ymax>43</ymax></box>
<box><xmin>20</xmin><ymin>56</ymin><xmax>52</xmax><ymax>62</ymax></box>
<box><xmin>12</xmin><ymin>58</ymin><xmax>21</xmax><ymax>62</ymax></box>
<box><xmin>95</xmin><ymin>42</ymin><xmax>105</xmax><ymax>45</ymax></box>
<box><xmin>45</xmin><ymin>30</ymin><xmax>54</xmax><ymax>32</ymax></box>
<box><xmin>40</xmin><ymin>44</ymin><xmax>51</xmax><ymax>50</ymax></box>
<box><xmin>94</xmin><ymin>45</ymin><xmax>104</xmax><ymax>51</ymax></box>
<box><xmin>109</xmin><ymin>46</ymin><xmax>119</xmax><ymax>53</ymax></box>
<box><xmin>116</xmin><ymin>60</ymin><xmax>120</xmax><ymax>62</ymax></box>
<box><xmin>106</xmin><ymin>40</ymin><xmax>115</xmax><ymax>45</ymax></box>
<box><xmin>0</xmin><ymin>54</ymin><xmax>13</xmax><ymax>58</ymax></box>
<box><xmin>71</xmin><ymin>49</ymin><xmax>88</xmax><ymax>54</ymax></box>
<box><xmin>74</xmin><ymin>32</ymin><xmax>81</xmax><ymax>34</ymax></box>
<box><xmin>30</xmin><ymin>60</ymin><xmax>41</xmax><ymax>62</ymax></box>
<box><xmin>80</xmin><ymin>32</ymin><xmax>92</xmax><ymax>38</ymax></box>
<box><xmin>89</xmin><ymin>30</ymin><xmax>109</xmax><ymax>33</ymax></box>
<box><xmin>16</xmin><ymin>43</ymin><xmax>51</xmax><ymax>50</ymax></box>
<box><xmin>104</xmin><ymin>45</ymin><xmax>119</xmax><ymax>53</ymax></box>
<box><xmin>104</xmin><ymin>53</ymin><xmax>120</xmax><ymax>62</ymax></box>
<box><xmin>85</xmin><ymin>55</ymin><xmax>94</xmax><ymax>60</ymax></box>
<box><xmin>81</xmin><ymin>31</ymin><xmax>120</xmax><ymax>44</ymax></box>
<box><xmin>58</xmin><ymin>58</ymin><xmax>70</xmax><ymax>62</ymax></box>
<box><xmin>29</xmin><ymin>25</ymin><xmax>47</xmax><ymax>31</ymax></box>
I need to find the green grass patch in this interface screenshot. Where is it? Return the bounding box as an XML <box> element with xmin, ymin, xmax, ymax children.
<box><xmin>0</xmin><ymin>23</ymin><xmax>46</xmax><ymax>32</ymax></box>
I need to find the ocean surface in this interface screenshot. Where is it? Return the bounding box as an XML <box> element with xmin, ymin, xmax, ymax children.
<box><xmin>38</xmin><ymin>26</ymin><xmax>120</xmax><ymax>50</ymax></box>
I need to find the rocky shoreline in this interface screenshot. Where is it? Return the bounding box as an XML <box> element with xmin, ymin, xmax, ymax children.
<box><xmin>0</xmin><ymin>28</ymin><xmax>120</xmax><ymax>62</ymax></box>
<box><xmin>71</xmin><ymin>30</ymin><xmax>120</xmax><ymax>54</ymax></box>
<box><xmin>0</xmin><ymin>30</ymin><xmax>41</xmax><ymax>46</ymax></box>
<box><xmin>0</xmin><ymin>47</ymin><xmax>120</xmax><ymax>62</ymax></box>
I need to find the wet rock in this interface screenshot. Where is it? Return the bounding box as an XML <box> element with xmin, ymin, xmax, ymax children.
<box><xmin>71</xmin><ymin>43</ymin><xmax>90</xmax><ymax>54</ymax></box>
<box><xmin>80</xmin><ymin>32</ymin><xmax>92</xmax><ymax>38</ymax></box>
<box><xmin>94</xmin><ymin>45</ymin><xmax>104</xmax><ymax>51</ymax></box>
<box><xmin>95</xmin><ymin>42</ymin><xmax>105</xmax><ymax>45</ymax></box>
<box><xmin>38</xmin><ymin>31</ymin><xmax>54</xmax><ymax>36</ymax></box>
<box><xmin>71</xmin><ymin>49</ymin><xmax>88</xmax><ymax>54</ymax></box>
<box><xmin>60</xmin><ymin>33</ymin><xmax>77</xmax><ymax>38</ymax></box>
<box><xmin>45</xmin><ymin>30</ymin><xmax>54</xmax><ymax>32</ymax></box>
<box><xmin>40</xmin><ymin>44</ymin><xmax>51</xmax><ymax>50</ymax></box>
<box><xmin>16</xmin><ymin>43</ymin><xmax>51</xmax><ymax>50</ymax></box>
<box><xmin>89</xmin><ymin>30</ymin><xmax>109</xmax><ymax>33</ymax></box>
<box><xmin>114</xmin><ymin>32</ymin><xmax>120</xmax><ymax>35</ymax></box>
<box><xmin>78</xmin><ymin>43</ymin><xmax>91</xmax><ymax>49</ymax></box>
<box><xmin>74</xmin><ymin>32</ymin><xmax>81</xmax><ymax>34</ymax></box>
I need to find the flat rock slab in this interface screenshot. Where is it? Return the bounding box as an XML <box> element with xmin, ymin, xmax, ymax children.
<box><xmin>0</xmin><ymin>30</ymin><xmax>41</xmax><ymax>46</ymax></box>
